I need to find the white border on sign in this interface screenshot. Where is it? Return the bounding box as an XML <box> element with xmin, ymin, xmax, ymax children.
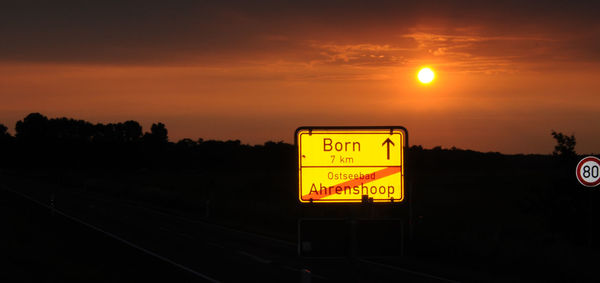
<box><xmin>576</xmin><ymin>156</ymin><xmax>600</xmax><ymax>187</ymax></box>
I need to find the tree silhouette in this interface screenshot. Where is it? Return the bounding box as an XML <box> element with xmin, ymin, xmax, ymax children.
<box><xmin>15</xmin><ymin>112</ymin><xmax>49</xmax><ymax>143</ymax></box>
<box><xmin>121</xmin><ymin>121</ymin><xmax>143</xmax><ymax>143</ymax></box>
<box><xmin>94</xmin><ymin>121</ymin><xmax>142</xmax><ymax>144</ymax></box>
<box><xmin>0</xmin><ymin>123</ymin><xmax>14</xmax><ymax>156</ymax></box>
<box><xmin>176</xmin><ymin>138</ymin><xmax>197</xmax><ymax>149</ymax></box>
<box><xmin>144</xmin><ymin>122</ymin><xmax>168</xmax><ymax>144</ymax></box>
<box><xmin>551</xmin><ymin>130</ymin><xmax>576</xmax><ymax>157</ymax></box>
<box><xmin>0</xmin><ymin>123</ymin><xmax>10</xmax><ymax>140</ymax></box>
<box><xmin>48</xmin><ymin>117</ymin><xmax>95</xmax><ymax>143</ymax></box>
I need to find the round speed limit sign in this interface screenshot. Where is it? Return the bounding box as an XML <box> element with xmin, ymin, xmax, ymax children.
<box><xmin>576</xmin><ymin>156</ymin><xmax>600</xmax><ymax>187</ymax></box>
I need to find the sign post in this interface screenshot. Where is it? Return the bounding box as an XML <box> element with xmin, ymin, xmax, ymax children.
<box><xmin>296</xmin><ymin>127</ymin><xmax>408</xmax><ymax>258</ymax></box>
<box><xmin>296</xmin><ymin>127</ymin><xmax>407</xmax><ymax>203</ymax></box>
<box><xmin>576</xmin><ymin>156</ymin><xmax>600</xmax><ymax>249</ymax></box>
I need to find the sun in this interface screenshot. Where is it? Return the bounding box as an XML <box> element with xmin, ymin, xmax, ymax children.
<box><xmin>417</xmin><ymin>67</ymin><xmax>435</xmax><ymax>84</ymax></box>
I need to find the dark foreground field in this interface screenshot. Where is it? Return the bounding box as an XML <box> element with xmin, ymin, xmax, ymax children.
<box><xmin>1</xmin><ymin>146</ymin><xmax>599</xmax><ymax>282</ymax></box>
<box><xmin>0</xmin><ymin>188</ymin><xmax>197</xmax><ymax>282</ymax></box>
<box><xmin>1</xmin><ymin>114</ymin><xmax>599</xmax><ymax>282</ymax></box>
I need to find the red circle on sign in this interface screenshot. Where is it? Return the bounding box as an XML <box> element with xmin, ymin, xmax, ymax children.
<box><xmin>576</xmin><ymin>156</ymin><xmax>600</xmax><ymax>187</ymax></box>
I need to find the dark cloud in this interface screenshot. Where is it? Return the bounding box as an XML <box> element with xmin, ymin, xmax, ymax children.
<box><xmin>1</xmin><ymin>0</ymin><xmax>599</xmax><ymax>65</ymax></box>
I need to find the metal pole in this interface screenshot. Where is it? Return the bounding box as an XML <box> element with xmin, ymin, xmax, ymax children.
<box><xmin>401</xmin><ymin>221</ymin><xmax>405</xmax><ymax>257</ymax></box>
<box><xmin>589</xmin><ymin>190</ymin><xmax>593</xmax><ymax>249</ymax></box>
<box><xmin>409</xmin><ymin>182</ymin><xmax>413</xmax><ymax>241</ymax></box>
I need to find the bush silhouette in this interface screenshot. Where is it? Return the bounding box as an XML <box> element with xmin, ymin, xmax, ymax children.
<box><xmin>551</xmin><ymin>130</ymin><xmax>576</xmax><ymax>158</ymax></box>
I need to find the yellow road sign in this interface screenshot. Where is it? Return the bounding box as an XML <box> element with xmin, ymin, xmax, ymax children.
<box><xmin>296</xmin><ymin>127</ymin><xmax>406</xmax><ymax>203</ymax></box>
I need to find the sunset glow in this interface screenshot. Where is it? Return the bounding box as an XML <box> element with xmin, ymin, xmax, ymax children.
<box><xmin>1</xmin><ymin>1</ymin><xmax>599</xmax><ymax>154</ymax></box>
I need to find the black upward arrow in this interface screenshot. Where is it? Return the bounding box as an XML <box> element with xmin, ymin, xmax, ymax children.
<box><xmin>382</xmin><ymin>138</ymin><xmax>395</xmax><ymax>160</ymax></box>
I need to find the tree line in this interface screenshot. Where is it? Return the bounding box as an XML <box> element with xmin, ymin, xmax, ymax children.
<box><xmin>0</xmin><ymin>113</ymin><xmax>581</xmax><ymax>173</ymax></box>
<box><xmin>0</xmin><ymin>113</ymin><xmax>294</xmax><ymax>171</ymax></box>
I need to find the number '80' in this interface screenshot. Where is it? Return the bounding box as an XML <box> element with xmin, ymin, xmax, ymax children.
<box><xmin>583</xmin><ymin>165</ymin><xmax>599</xmax><ymax>178</ymax></box>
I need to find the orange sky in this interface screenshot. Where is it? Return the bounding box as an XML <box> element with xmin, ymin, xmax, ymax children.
<box><xmin>1</xmin><ymin>1</ymin><xmax>599</xmax><ymax>154</ymax></box>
